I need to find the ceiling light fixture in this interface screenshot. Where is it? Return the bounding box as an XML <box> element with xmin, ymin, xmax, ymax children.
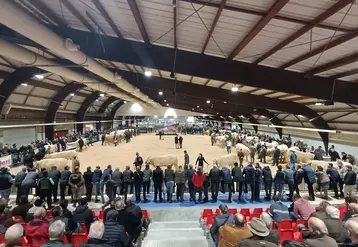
<box><xmin>99</xmin><ymin>93</ymin><xmax>105</xmax><ymax>97</ymax></box>
<box><xmin>70</xmin><ymin>93</ymin><xmax>74</xmax><ymax>97</ymax></box>
<box><xmin>315</xmin><ymin>102</ymin><xmax>324</xmax><ymax>106</ymax></box>
<box><xmin>223</xmin><ymin>101</ymin><xmax>227</xmax><ymax>104</ymax></box>
<box><xmin>197</xmin><ymin>105</ymin><xmax>200</xmax><ymax>108</ymax></box>
<box><xmin>206</xmin><ymin>100</ymin><xmax>210</xmax><ymax>104</ymax></box>
<box><xmin>96</xmin><ymin>99</ymin><xmax>99</xmax><ymax>102</ymax></box>
<box><xmin>253</xmin><ymin>109</ymin><xmax>257</xmax><ymax>111</ymax></box>
<box><xmin>123</xmin><ymin>100</ymin><xmax>127</xmax><ymax>104</ymax></box>
<box><xmin>192</xmin><ymin>108</ymin><xmax>194</xmax><ymax>110</ymax></box>
<box><xmin>158</xmin><ymin>91</ymin><xmax>163</xmax><ymax>95</ymax></box>
<box><xmin>231</xmin><ymin>85</ymin><xmax>239</xmax><ymax>92</ymax></box>
<box><xmin>164</xmin><ymin>99</ymin><xmax>167</xmax><ymax>102</ymax></box>
<box><xmin>34</xmin><ymin>74</ymin><xmax>44</xmax><ymax>80</ymax></box>
<box><xmin>144</xmin><ymin>71</ymin><xmax>152</xmax><ymax>77</ymax></box>
<box><xmin>298</xmin><ymin>115</ymin><xmax>305</xmax><ymax>118</ymax></box>
<box><xmin>166</xmin><ymin>103</ymin><xmax>169</xmax><ymax>106</ymax></box>
<box><xmin>154</xmin><ymin>115</ymin><xmax>158</xmax><ymax>118</ymax></box>
<box><xmin>21</xmin><ymin>83</ymin><xmax>27</xmax><ymax>86</ymax></box>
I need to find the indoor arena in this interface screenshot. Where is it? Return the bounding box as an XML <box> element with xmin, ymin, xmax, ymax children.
<box><xmin>1</xmin><ymin>0</ymin><xmax>358</xmax><ymax>247</ymax></box>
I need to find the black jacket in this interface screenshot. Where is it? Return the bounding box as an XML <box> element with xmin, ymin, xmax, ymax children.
<box><xmin>14</xmin><ymin>171</ymin><xmax>27</xmax><ymax>186</ymax></box>
<box><xmin>186</xmin><ymin>168</ymin><xmax>196</xmax><ymax>183</ymax></box>
<box><xmin>243</xmin><ymin>166</ymin><xmax>255</xmax><ymax>184</ymax></box>
<box><xmin>117</xmin><ymin>210</ymin><xmax>141</xmax><ymax>238</ymax></box>
<box><xmin>12</xmin><ymin>203</ymin><xmax>33</xmax><ymax>220</ymax></box>
<box><xmin>323</xmin><ymin>217</ymin><xmax>350</xmax><ymax>243</ymax></box>
<box><xmin>152</xmin><ymin>168</ymin><xmax>163</xmax><ymax>184</ymax></box>
<box><xmin>344</xmin><ymin>171</ymin><xmax>356</xmax><ymax>185</ymax></box>
<box><xmin>48</xmin><ymin>169</ymin><xmax>61</xmax><ymax>184</ymax></box>
<box><xmin>72</xmin><ymin>205</ymin><xmax>94</xmax><ymax>231</ymax></box>
<box><xmin>83</xmin><ymin>170</ymin><xmax>93</xmax><ymax>186</ymax></box>
<box><xmin>294</xmin><ymin>168</ymin><xmax>305</xmax><ymax>184</ymax></box>
<box><xmin>274</xmin><ymin>170</ymin><xmax>285</xmax><ymax>185</ymax></box>
<box><xmin>126</xmin><ymin>204</ymin><xmax>142</xmax><ymax>221</ymax></box>
<box><xmin>232</xmin><ymin>166</ymin><xmax>244</xmax><ymax>182</ymax></box>
<box><xmin>122</xmin><ymin>170</ymin><xmax>133</xmax><ymax>183</ymax></box>
<box><xmin>255</xmin><ymin>168</ymin><xmax>262</xmax><ymax>184</ymax></box>
<box><xmin>262</xmin><ymin>167</ymin><xmax>272</xmax><ymax>183</ymax></box>
<box><xmin>133</xmin><ymin>171</ymin><xmax>143</xmax><ymax>184</ymax></box>
<box><xmin>103</xmin><ymin>220</ymin><xmax>129</xmax><ymax>247</ymax></box>
<box><xmin>222</xmin><ymin>167</ymin><xmax>232</xmax><ymax>183</ymax></box>
<box><xmin>78</xmin><ymin>238</ymin><xmax>111</xmax><ymax>247</ymax></box>
<box><xmin>209</xmin><ymin>167</ymin><xmax>221</xmax><ymax>183</ymax></box>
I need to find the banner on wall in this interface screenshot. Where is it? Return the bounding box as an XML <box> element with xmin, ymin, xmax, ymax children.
<box><xmin>0</xmin><ymin>155</ymin><xmax>12</xmax><ymax>168</ymax></box>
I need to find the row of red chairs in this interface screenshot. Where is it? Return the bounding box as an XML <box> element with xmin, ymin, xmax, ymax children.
<box><xmin>201</xmin><ymin>207</ymin><xmax>268</xmax><ymax>219</ymax></box>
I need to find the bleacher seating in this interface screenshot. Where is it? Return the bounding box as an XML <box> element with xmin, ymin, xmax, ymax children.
<box><xmin>71</xmin><ymin>233</ymin><xmax>88</xmax><ymax>247</ymax></box>
<box><xmin>80</xmin><ymin>223</ymin><xmax>88</xmax><ymax>234</ymax></box>
<box><xmin>142</xmin><ymin>209</ymin><xmax>150</xmax><ymax>219</ymax></box>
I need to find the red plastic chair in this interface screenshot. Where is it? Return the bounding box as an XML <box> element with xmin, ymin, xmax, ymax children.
<box><xmin>294</xmin><ymin>232</ymin><xmax>303</xmax><ymax>242</ymax></box>
<box><xmin>13</xmin><ymin>215</ymin><xmax>25</xmax><ymax>223</ymax></box>
<box><xmin>253</xmin><ymin>208</ymin><xmax>263</xmax><ymax>214</ymax></box>
<box><xmin>265</xmin><ymin>208</ymin><xmax>269</xmax><ymax>213</ymax></box>
<box><xmin>293</xmin><ymin>219</ymin><xmax>307</xmax><ymax>231</ymax></box>
<box><xmin>72</xmin><ymin>233</ymin><xmax>88</xmax><ymax>247</ymax></box>
<box><xmin>206</xmin><ymin>214</ymin><xmax>216</xmax><ymax>226</ymax></box>
<box><xmin>249</xmin><ymin>213</ymin><xmax>261</xmax><ymax>220</ymax></box>
<box><xmin>142</xmin><ymin>209</ymin><xmax>150</xmax><ymax>219</ymax></box>
<box><xmin>240</xmin><ymin>208</ymin><xmax>250</xmax><ymax>217</ymax></box>
<box><xmin>46</xmin><ymin>210</ymin><xmax>53</xmax><ymax>219</ymax></box>
<box><xmin>92</xmin><ymin>210</ymin><xmax>99</xmax><ymax>218</ymax></box>
<box><xmin>339</xmin><ymin>206</ymin><xmax>347</xmax><ymax>220</ymax></box>
<box><xmin>278</xmin><ymin>219</ymin><xmax>293</xmax><ymax>231</ymax></box>
<box><xmin>279</xmin><ymin>229</ymin><xmax>294</xmax><ymax>242</ymax></box>
<box><xmin>201</xmin><ymin>209</ymin><xmax>213</xmax><ymax>218</ymax></box>
<box><xmin>62</xmin><ymin>234</ymin><xmax>69</xmax><ymax>244</ymax></box>
<box><xmin>0</xmin><ymin>233</ymin><xmax>5</xmax><ymax>244</ymax></box>
<box><xmin>228</xmin><ymin>208</ymin><xmax>237</xmax><ymax>214</ymax></box>
<box><xmin>215</xmin><ymin>208</ymin><xmax>221</xmax><ymax>215</ymax></box>
<box><xmin>98</xmin><ymin>210</ymin><xmax>104</xmax><ymax>221</ymax></box>
<box><xmin>80</xmin><ymin>223</ymin><xmax>88</xmax><ymax>234</ymax></box>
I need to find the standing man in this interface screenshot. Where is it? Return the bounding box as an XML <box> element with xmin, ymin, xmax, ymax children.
<box><xmin>327</xmin><ymin>163</ymin><xmax>340</xmax><ymax>199</ymax></box>
<box><xmin>152</xmin><ymin>166</ymin><xmax>163</xmax><ymax>202</ymax></box>
<box><xmin>314</xmin><ymin>146</ymin><xmax>325</xmax><ymax>160</ymax></box>
<box><xmin>68</xmin><ymin>167</ymin><xmax>84</xmax><ymax>207</ymax></box>
<box><xmin>48</xmin><ymin>166</ymin><xmax>61</xmax><ymax>203</ymax></box>
<box><xmin>193</xmin><ymin>167</ymin><xmax>205</xmax><ymax>204</ymax></box>
<box><xmin>283</xmin><ymin>164</ymin><xmax>294</xmax><ymax>201</ymax></box>
<box><xmin>273</xmin><ymin>165</ymin><xmax>285</xmax><ymax>200</ymax></box>
<box><xmin>101</xmin><ymin>165</ymin><xmax>112</xmax><ymax>203</ymax></box>
<box><xmin>186</xmin><ymin>164</ymin><xmax>196</xmax><ymax>201</ymax></box>
<box><xmin>111</xmin><ymin>168</ymin><xmax>122</xmax><ymax>198</ymax></box>
<box><xmin>14</xmin><ymin>167</ymin><xmax>27</xmax><ymax>205</ymax></box>
<box><xmin>122</xmin><ymin>166</ymin><xmax>133</xmax><ymax>201</ymax></box>
<box><xmin>222</xmin><ymin>165</ymin><xmax>233</xmax><ymax>203</ymax></box>
<box><xmin>232</xmin><ymin>162</ymin><xmax>244</xmax><ymax>202</ymax></box>
<box><xmin>226</xmin><ymin>139</ymin><xmax>232</xmax><ymax>154</ymax></box>
<box><xmin>259</xmin><ymin>145</ymin><xmax>267</xmax><ymax>163</ymax></box>
<box><xmin>262</xmin><ymin>166</ymin><xmax>273</xmax><ymax>201</ymax></box>
<box><xmin>303</xmin><ymin>163</ymin><xmax>316</xmax><ymax>201</ymax></box>
<box><xmin>338</xmin><ymin>161</ymin><xmax>345</xmax><ymax>198</ymax></box>
<box><xmin>272</xmin><ymin>147</ymin><xmax>280</xmax><ymax>166</ymax></box>
<box><xmin>37</xmin><ymin>170</ymin><xmax>54</xmax><ymax>209</ymax></box>
<box><xmin>195</xmin><ymin>153</ymin><xmax>209</xmax><ymax>170</ymax></box>
<box><xmin>59</xmin><ymin>166</ymin><xmax>71</xmax><ymax>201</ymax></box>
<box><xmin>237</xmin><ymin>149</ymin><xmax>244</xmax><ymax>168</ymax></box>
<box><xmin>209</xmin><ymin>164</ymin><xmax>221</xmax><ymax>203</ymax></box>
<box><xmin>92</xmin><ymin>166</ymin><xmax>102</xmax><ymax>203</ymax></box>
<box><xmin>175</xmin><ymin>166</ymin><xmax>185</xmax><ymax>202</ymax></box>
<box><xmin>254</xmin><ymin>163</ymin><xmax>262</xmax><ymax>202</ymax></box>
<box><xmin>344</xmin><ymin>165</ymin><xmax>356</xmax><ymax>198</ymax></box>
<box><xmin>184</xmin><ymin>150</ymin><xmax>190</xmax><ymax>170</ymax></box>
<box><xmin>133</xmin><ymin>166</ymin><xmax>143</xmax><ymax>203</ymax></box>
<box><xmin>164</xmin><ymin>165</ymin><xmax>175</xmax><ymax>203</ymax></box>
<box><xmin>78</xmin><ymin>137</ymin><xmax>84</xmax><ymax>152</ymax></box>
<box><xmin>294</xmin><ymin>165</ymin><xmax>304</xmax><ymax>196</ymax></box>
<box><xmin>179</xmin><ymin>136</ymin><xmax>183</xmax><ymax>149</ymax></box>
<box><xmin>83</xmin><ymin>166</ymin><xmax>94</xmax><ymax>202</ymax></box>
<box><xmin>249</xmin><ymin>145</ymin><xmax>256</xmax><ymax>163</ymax></box>
<box><xmin>211</xmin><ymin>134</ymin><xmax>215</xmax><ymax>146</ymax></box>
<box><xmin>142</xmin><ymin>165</ymin><xmax>152</xmax><ymax>202</ymax></box>
<box><xmin>101</xmin><ymin>133</ymin><xmax>106</xmax><ymax>145</ymax></box>
<box><xmin>289</xmin><ymin>150</ymin><xmax>297</xmax><ymax>170</ymax></box>
<box><xmin>174</xmin><ymin>135</ymin><xmax>179</xmax><ymax>149</ymax></box>
<box><xmin>72</xmin><ymin>157</ymin><xmax>80</xmax><ymax>171</ymax></box>
<box><xmin>133</xmin><ymin>152</ymin><xmax>143</xmax><ymax>169</ymax></box>
<box><xmin>243</xmin><ymin>164</ymin><xmax>255</xmax><ymax>203</ymax></box>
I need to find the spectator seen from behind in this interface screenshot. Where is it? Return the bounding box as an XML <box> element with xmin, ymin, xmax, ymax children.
<box><xmin>40</xmin><ymin>220</ymin><xmax>73</xmax><ymax>247</ymax></box>
<box><xmin>323</xmin><ymin>205</ymin><xmax>349</xmax><ymax>244</ymax></box>
<box><xmin>72</xmin><ymin>198</ymin><xmax>94</xmax><ymax>232</ymax></box>
<box><xmin>218</xmin><ymin>213</ymin><xmax>252</xmax><ymax>247</ymax></box>
<box><xmin>26</xmin><ymin>207</ymin><xmax>49</xmax><ymax>247</ymax></box>
<box><xmin>269</xmin><ymin>195</ymin><xmax>290</xmax><ymax>228</ymax></box>
<box><xmin>78</xmin><ymin>221</ymin><xmax>111</xmax><ymax>247</ymax></box>
<box><xmin>291</xmin><ymin>193</ymin><xmax>315</xmax><ymax>221</ymax></box>
<box><xmin>301</xmin><ymin>217</ymin><xmax>338</xmax><ymax>247</ymax></box>
<box><xmin>102</xmin><ymin>210</ymin><xmax>129</xmax><ymax>247</ymax></box>
<box><xmin>344</xmin><ymin>217</ymin><xmax>358</xmax><ymax>247</ymax></box>
<box><xmin>260</xmin><ymin>212</ymin><xmax>280</xmax><ymax>245</ymax></box>
<box><xmin>3</xmin><ymin>223</ymin><xmax>24</xmax><ymax>247</ymax></box>
<box><xmin>210</xmin><ymin>204</ymin><xmax>235</xmax><ymax>245</ymax></box>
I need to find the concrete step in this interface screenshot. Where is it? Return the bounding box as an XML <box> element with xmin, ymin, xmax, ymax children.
<box><xmin>145</xmin><ymin>235</ymin><xmax>207</xmax><ymax>241</ymax></box>
<box><xmin>142</xmin><ymin>238</ymin><xmax>208</xmax><ymax>247</ymax></box>
<box><xmin>147</xmin><ymin>228</ymin><xmax>204</xmax><ymax>238</ymax></box>
<box><xmin>149</xmin><ymin>221</ymin><xmax>200</xmax><ymax>229</ymax></box>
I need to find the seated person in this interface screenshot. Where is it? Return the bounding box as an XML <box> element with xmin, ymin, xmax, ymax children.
<box><xmin>301</xmin><ymin>217</ymin><xmax>338</xmax><ymax>247</ymax></box>
<box><xmin>323</xmin><ymin>205</ymin><xmax>349</xmax><ymax>244</ymax></box>
<box><xmin>26</xmin><ymin>198</ymin><xmax>44</xmax><ymax>222</ymax></box>
<box><xmin>4</xmin><ymin>223</ymin><xmax>24</xmax><ymax>247</ymax></box>
<box><xmin>102</xmin><ymin>210</ymin><xmax>129</xmax><ymax>247</ymax></box>
<box><xmin>260</xmin><ymin>212</ymin><xmax>280</xmax><ymax>245</ymax></box>
<box><xmin>218</xmin><ymin>213</ymin><xmax>252</xmax><ymax>247</ymax></box>
<box><xmin>210</xmin><ymin>204</ymin><xmax>235</xmax><ymax>245</ymax></box>
<box><xmin>268</xmin><ymin>195</ymin><xmax>290</xmax><ymax>228</ymax></box>
<box><xmin>73</xmin><ymin>198</ymin><xmax>94</xmax><ymax>232</ymax></box>
<box><xmin>60</xmin><ymin>200</ymin><xmax>73</xmax><ymax>219</ymax></box>
<box><xmin>66</xmin><ymin>218</ymin><xmax>82</xmax><ymax>243</ymax></box>
<box><xmin>344</xmin><ymin>199</ymin><xmax>358</xmax><ymax>221</ymax></box>
<box><xmin>40</xmin><ymin>220</ymin><xmax>73</xmax><ymax>247</ymax></box>
<box><xmin>310</xmin><ymin>201</ymin><xmax>330</xmax><ymax>221</ymax></box>
<box><xmin>290</xmin><ymin>194</ymin><xmax>315</xmax><ymax>221</ymax></box>
<box><xmin>0</xmin><ymin>204</ymin><xmax>17</xmax><ymax>234</ymax></box>
<box><xmin>26</xmin><ymin>207</ymin><xmax>49</xmax><ymax>246</ymax></box>
<box><xmin>115</xmin><ymin>198</ymin><xmax>141</xmax><ymax>242</ymax></box>
<box><xmin>11</xmin><ymin>195</ymin><xmax>33</xmax><ymax>221</ymax></box>
<box><xmin>78</xmin><ymin>221</ymin><xmax>111</xmax><ymax>247</ymax></box>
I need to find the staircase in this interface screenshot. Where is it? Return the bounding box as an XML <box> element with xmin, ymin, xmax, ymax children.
<box><xmin>142</xmin><ymin>220</ymin><xmax>212</xmax><ymax>247</ymax></box>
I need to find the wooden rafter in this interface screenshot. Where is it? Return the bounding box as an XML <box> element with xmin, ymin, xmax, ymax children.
<box><xmin>127</xmin><ymin>0</ymin><xmax>150</xmax><ymax>43</ymax></box>
<box><xmin>201</xmin><ymin>0</ymin><xmax>227</xmax><ymax>54</ymax></box>
<box><xmin>253</xmin><ymin>0</ymin><xmax>354</xmax><ymax>64</ymax></box>
<box><xmin>228</xmin><ymin>0</ymin><xmax>289</xmax><ymax>60</ymax></box>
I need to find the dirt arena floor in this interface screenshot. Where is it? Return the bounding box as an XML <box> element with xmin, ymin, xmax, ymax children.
<box><xmin>75</xmin><ymin>134</ymin><xmax>277</xmax><ymax>173</ymax></box>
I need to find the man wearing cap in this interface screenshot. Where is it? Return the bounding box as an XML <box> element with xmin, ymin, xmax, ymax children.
<box><xmin>210</xmin><ymin>204</ymin><xmax>235</xmax><ymax>246</ymax></box>
<box><xmin>236</xmin><ymin>218</ymin><xmax>277</xmax><ymax>247</ymax></box>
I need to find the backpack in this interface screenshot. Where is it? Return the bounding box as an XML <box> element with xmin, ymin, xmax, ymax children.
<box><xmin>70</xmin><ymin>174</ymin><xmax>81</xmax><ymax>185</ymax></box>
<box><xmin>38</xmin><ymin>178</ymin><xmax>52</xmax><ymax>190</ymax></box>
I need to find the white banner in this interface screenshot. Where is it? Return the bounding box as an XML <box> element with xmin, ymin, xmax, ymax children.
<box><xmin>66</xmin><ymin>141</ymin><xmax>78</xmax><ymax>150</ymax></box>
<box><xmin>0</xmin><ymin>155</ymin><xmax>12</xmax><ymax>167</ymax></box>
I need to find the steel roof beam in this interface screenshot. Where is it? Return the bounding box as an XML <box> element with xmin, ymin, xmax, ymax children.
<box><xmin>61</xmin><ymin>0</ymin><xmax>95</xmax><ymax>33</ymax></box>
<box><xmin>92</xmin><ymin>0</ymin><xmax>123</xmax><ymax>38</ymax></box>
<box><xmin>76</xmin><ymin>91</ymin><xmax>100</xmax><ymax>133</ymax></box>
<box><xmin>127</xmin><ymin>0</ymin><xmax>149</xmax><ymax>43</ymax></box>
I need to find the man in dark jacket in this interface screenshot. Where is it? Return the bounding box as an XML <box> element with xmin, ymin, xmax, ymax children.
<box><xmin>254</xmin><ymin>163</ymin><xmax>262</xmax><ymax>202</ymax></box>
<box><xmin>122</xmin><ymin>166</ymin><xmax>133</xmax><ymax>201</ymax></box>
<box><xmin>49</xmin><ymin>166</ymin><xmax>61</xmax><ymax>203</ymax></box>
<box><xmin>59</xmin><ymin>166</ymin><xmax>71</xmax><ymax>201</ymax></box>
<box><xmin>186</xmin><ymin>164</ymin><xmax>196</xmax><ymax>201</ymax></box>
<box><xmin>78</xmin><ymin>221</ymin><xmax>111</xmax><ymax>247</ymax></box>
<box><xmin>111</xmin><ymin>168</ymin><xmax>122</xmax><ymax>198</ymax></box>
<box><xmin>83</xmin><ymin>167</ymin><xmax>94</xmax><ymax>202</ymax></box>
<box><xmin>164</xmin><ymin>165</ymin><xmax>175</xmax><ymax>203</ymax></box>
<box><xmin>262</xmin><ymin>166</ymin><xmax>272</xmax><ymax>201</ymax></box>
<box><xmin>303</xmin><ymin>163</ymin><xmax>316</xmax><ymax>201</ymax></box>
<box><xmin>133</xmin><ymin>166</ymin><xmax>143</xmax><ymax>203</ymax></box>
<box><xmin>73</xmin><ymin>198</ymin><xmax>94</xmax><ymax>231</ymax></box>
<box><xmin>344</xmin><ymin>165</ymin><xmax>356</xmax><ymax>198</ymax></box>
<box><xmin>78</xmin><ymin>138</ymin><xmax>84</xmax><ymax>152</ymax></box>
<box><xmin>14</xmin><ymin>167</ymin><xmax>27</xmax><ymax>205</ymax></box>
<box><xmin>115</xmin><ymin>198</ymin><xmax>141</xmax><ymax>242</ymax></box>
<box><xmin>12</xmin><ymin>195</ymin><xmax>33</xmax><ymax>220</ymax></box>
<box><xmin>37</xmin><ymin>170</ymin><xmax>54</xmax><ymax>209</ymax></box>
<box><xmin>232</xmin><ymin>162</ymin><xmax>244</xmax><ymax>202</ymax></box>
<box><xmin>327</xmin><ymin>163</ymin><xmax>340</xmax><ymax>199</ymax></box>
<box><xmin>210</xmin><ymin>204</ymin><xmax>235</xmax><ymax>244</ymax></box>
<box><xmin>243</xmin><ymin>164</ymin><xmax>255</xmax><ymax>203</ymax></box>
<box><xmin>294</xmin><ymin>165</ymin><xmax>304</xmax><ymax>196</ymax></box>
<box><xmin>209</xmin><ymin>164</ymin><xmax>221</xmax><ymax>202</ymax></box>
<box><xmin>222</xmin><ymin>166</ymin><xmax>233</xmax><ymax>203</ymax></box>
<box><xmin>152</xmin><ymin>166</ymin><xmax>163</xmax><ymax>202</ymax></box>
<box><xmin>92</xmin><ymin>166</ymin><xmax>102</xmax><ymax>203</ymax></box>
<box><xmin>272</xmin><ymin>147</ymin><xmax>280</xmax><ymax>166</ymax></box>
<box><xmin>0</xmin><ymin>167</ymin><xmax>14</xmax><ymax>204</ymax></box>
<box><xmin>103</xmin><ymin>210</ymin><xmax>129</xmax><ymax>247</ymax></box>
<box><xmin>274</xmin><ymin>165</ymin><xmax>285</xmax><ymax>200</ymax></box>
<box><xmin>133</xmin><ymin>152</ymin><xmax>143</xmax><ymax>169</ymax></box>
<box><xmin>101</xmin><ymin>165</ymin><xmax>113</xmax><ymax>204</ymax></box>
<box><xmin>344</xmin><ymin>217</ymin><xmax>358</xmax><ymax>247</ymax></box>
<box><xmin>302</xmin><ymin>217</ymin><xmax>338</xmax><ymax>247</ymax></box>
<box><xmin>142</xmin><ymin>165</ymin><xmax>152</xmax><ymax>202</ymax></box>
<box><xmin>324</xmin><ymin>205</ymin><xmax>349</xmax><ymax>244</ymax></box>
<box><xmin>174</xmin><ymin>166</ymin><xmax>185</xmax><ymax>202</ymax></box>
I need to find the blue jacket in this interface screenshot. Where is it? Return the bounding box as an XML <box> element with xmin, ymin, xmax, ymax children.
<box><xmin>243</xmin><ymin>166</ymin><xmax>255</xmax><ymax>184</ymax></box>
<box><xmin>101</xmin><ymin>168</ymin><xmax>112</xmax><ymax>180</ymax></box>
<box><xmin>290</xmin><ymin>153</ymin><xmax>297</xmax><ymax>164</ymax></box>
<box><xmin>303</xmin><ymin>165</ymin><xmax>315</xmax><ymax>184</ymax></box>
<box><xmin>283</xmin><ymin>169</ymin><xmax>294</xmax><ymax>183</ymax></box>
<box><xmin>92</xmin><ymin>169</ymin><xmax>102</xmax><ymax>183</ymax></box>
<box><xmin>274</xmin><ymin>170</ymin><xmax>285</xmax><ymax>185</ymax></box>
<box><xmin>327</xmin><ymin>167</ymin><xmax>340</xmax><ymax>181</ymax></box>
<box><xmin>103</xmin><ymin>221</ymin><xmax>129</xmax><ymax>247</ymax></box>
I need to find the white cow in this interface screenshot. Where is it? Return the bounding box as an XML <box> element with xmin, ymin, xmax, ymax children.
<box><xmin>234</xmin><ymin>143</ymin><xmax>250</xmax><ymax>161</ymax></box>
<box><xmin>145</xmin><ymin>154</ymin><xmax>178</xmax><ymax>169</ymax></box>
<box><xmin>292</xmin><ymin>150</ymin><xmax>314</xmax><ymax>164</ymax></box>
<box><xmin>45</xmin><ymin>144</ymin><xmax>57</xmax><ymax>154</ymax></box>
<box><xmin>35</xmin><ymin>158</ymin><xmax>69</xmax><ymax>171</ymax></box>
<box><xmin>214</xmin><ymin>154</ymin><xmax>238</xmax><ymax>168</ymax></box>
<box><xmin>45</xmin><ymin>150</ymin><xmax>77</xmax><ymax>160</ymax></box>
